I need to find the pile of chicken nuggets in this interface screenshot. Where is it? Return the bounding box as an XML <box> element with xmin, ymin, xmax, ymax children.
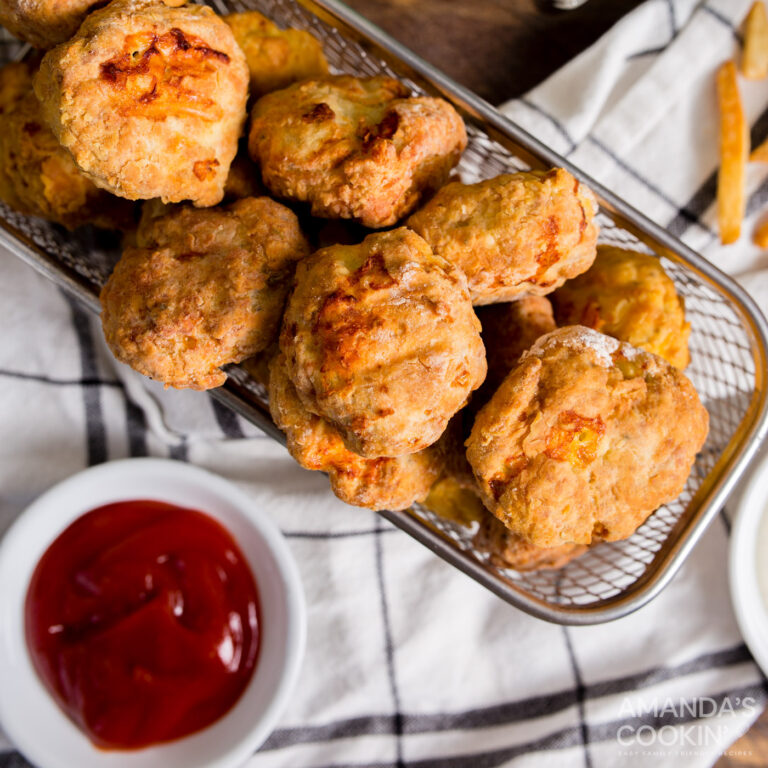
<box><xmin>0</xmin><ymin>0</ymin><xmax>709</xmax><ymax>572</ymax></box>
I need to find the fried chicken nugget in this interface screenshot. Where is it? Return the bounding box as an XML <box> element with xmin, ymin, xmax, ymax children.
<box><xmin>473</xmin><ymin>513</ymin><xmax>587</xmax><ymax>572</ymax></box>
<box><xmin>34</xmin><ymin>0</ymin><xmax>249</xmax><ymax>207</ymax></box>
<box><xmin>475</xmin><ymin>295</ymin><xmax>557</xmax><ymax>402</ymax></box>
<box><xmin>101</xmin><ymin>197</ymin><xmax>309</xmax><ymax>390</ymax></box>
<box><xmin>0</xmin><ymin>0</ymin><xmax>100</xmax><ymax>48</ymax></box>
<box><xmin>270</xmin><ymin>352</ymin><xmax>443</xmax><ymax>510</ymax></box>
<box><xmin>466</xmin><ymin>327</ymin><xmax>708</xmax><ymax>548</ymax></box>
<box><xmin>407</xmin><ymin>169</ymin><xmax>599</xmax><ymax>305</ymax></box>
<box><xmin>0</xmin><ymin>62</ymin><xmax>133</xmax><ymax>230</ymax></box>
<box><xmin>224</xmin><ymin>11</ymin><xmax>328</xmax><ymax>98</ymax></box>
<box><xmin>248</xmin><ymin>75</ymin><xmax>467</xmax><ymax>228</ymax></box>
<box><xmin>552</xmin><ymin>245</ymin><xmax>691</xmax><ymax>370</ymax></box>
<box><xmin>281</xmin><ymin>227</ymin><xmax>487</xmax><ymax>457</ymax></box>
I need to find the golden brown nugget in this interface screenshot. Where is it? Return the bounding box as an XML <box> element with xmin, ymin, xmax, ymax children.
<box><xmin>466</xmin><ymin>326</ymin><xmax>708</xmax><ymax>548</ymax></box>
<box><xmin>101</xmin><ymin>197</ymin><xmax>309</xmax><ymax>390</ymax></box>
<box><xmin>0</xmin><ymin>0</ymin><xmax>100</xmax><ymax>48</ymax></box>
<box><xmin>281</xmin><ymin>227</ymin><xmax>487</xmax><ymax>457</ymax></box>
<box><xmin>34</xmin><ymin>0</ymin><xmax>249</xmax><ymax>207</ymax></box>
<box><xmin>407</xmin><ymin>169</ymin><xmax>599</xmax><ymax>305</ymax></box>
<box><xmin>552</xmin><ymin>246</ymin><xmax>690</xmax><ymax>370</ymax></box>
<box><xmin>475</xmin><ymin>295</ymin><xmax>557</xmax><ymax>402</ymax></box>
<box><xmin>0</xmin><ymin>62</ymin><xmax>133</xmax><ymax>230</ymax></box>
<box><xmin>224</xmin><ymin>11</ymin><xmax>328</xmax><ymax>98</ymax></box>
<box><xmin>248</xmin><ymin>75</ymin><xmax>466</xmax><ymax>228</ymax></box>
<box><xmin>473</xmin><ymin>513</ymin><xmax>587</xmax><ymax>572</ymax></box>
<box><xmin>270</xmin><ymin>353</ymin><xmax>443</xmax><ymax>510</ymax></box>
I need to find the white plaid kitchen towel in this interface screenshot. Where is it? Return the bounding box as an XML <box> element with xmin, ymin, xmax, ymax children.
<box><xmin>2</xmin><ymin>0</ymin><xmax>768</xmax><ymax>766</ymax></box>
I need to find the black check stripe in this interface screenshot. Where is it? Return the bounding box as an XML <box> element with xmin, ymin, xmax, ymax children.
<box><xmin>65</xmin><ymin>294</ymin><xmax>108</xmax><ymax>466</ymax></box>
<box><xmin>0</xmin><ymin>369</ymin><xmax>122</xmax><ymax>387</ymax></box>
<box><xmin>3</xmin><ymin>654</ymin><xmax>762</xmax><ymax>768</ymax></box>
<box><xmin>701</xmin><ymin>4</ymin><xmax>744</xmax><ymax>44</ymax></box>
<box><xmin>586</xmin><ymin>136</ymin><xmax>713</xmax><ymax>233</ymax></box>
<box><xmin>374</xmin><ymin>516</ymin><xmax>405</xmax><ymax>767</ymax></box>
<box><xmin>562</xmin><ymin>626</ymin><xmax>592</xmax><ymax>768</ymax></box>
<box><xmin>667</xmin><ymin>98</ymin><xmax>768</xmax><ymax>237</ymax></box>
<box><xmin>282</xmin><ymin>528</ymin><xmax>399</xmax><ymax>540</ymax></box>
<box><xmin>211</xmin><ymin>397</ymin><xmax>247</xmax><ymax>439</ymax></box>
<box><xmin>125</xmin><ymin>393</ymin><xmax>149</xmax><ymax>457</ymax></box>
<box><xmin>258</xmin><ymin>643</ymin><xmax>757</xmax><ymax>752</ymax></box>
<box><xmin>517</xmin><ymin>97</ymin><xmax>577</xmax><ymax>155</ymax></box>
<box><xmin>0</xmin><ymin>753</ymin><xmax>32</xmax><ymax>768</ymax></box>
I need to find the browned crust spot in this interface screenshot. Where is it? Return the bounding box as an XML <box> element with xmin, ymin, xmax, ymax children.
<box><xmin>301</xmin><ymin>102</ymin><xmax>335</xmax><ymax>123</ymax></box>
<box><xmin>361</xmin><ymin>110</ymin><xmax>400</xmax><ymax>152</ymax></box>
<box><xmin>193</xmin><ymin>158</ymin><xmax>220</xmax><ymax>180</ymax></box>
<box><xmin>100</xmin><ymin>29</ymin><xmax>229</xmax><ymax>86</ymax></box>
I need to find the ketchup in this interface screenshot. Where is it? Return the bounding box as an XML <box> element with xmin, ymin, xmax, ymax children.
<box><xmin>25</xmin><ymin>500</ymin><xmax>260</xmax><ymax>749</ymax></box>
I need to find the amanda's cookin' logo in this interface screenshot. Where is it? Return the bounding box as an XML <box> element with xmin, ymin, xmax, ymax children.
<box><xmin>616</xmin><ymin>695</ymin><xmax>758</xmax><ymax>753</ymax></box>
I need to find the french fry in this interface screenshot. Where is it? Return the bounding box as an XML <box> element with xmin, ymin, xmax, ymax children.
<box><xmin>754</xmin><ymin>215</ymin><xmax>768</xmax><ymax>248</ymax></box>
<box><xmin>742</xmin><ymin>1</ymin><xmax>768</xmax><ymax>79</ymax></box>
<box><xmin>716</xmin><ymin>61</ymin><xmax>748</xmax><ymax>245</ymax></box>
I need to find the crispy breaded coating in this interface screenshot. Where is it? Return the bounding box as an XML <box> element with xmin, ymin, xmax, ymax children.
<box><xmin>466</xmin><ymin>327</ymin><xmax>708</xmax><ymax>547</ymax></box>
<box><xmin>552</xmin><ymin>245</ymin><xmax>691</xmax><ymax>370</ymax></box>
<box><xmin>101</xmin><ymin>197</ymin><xmax>309</xmax><ymax>390</ymax></box>
<box><xmin>34</xmin><ymin>0</ymin><xmax>249</xmax><ymax>207</ymax></box>
<box><xmin>473</xmin><ymin>513</ymin><xmax>587</xmax><ymax>571</ymax></box>
<box><xmin>281</xmin><ymin>227</ymin><xmax>487</xmax><ymax>457</ymax></box>
<box><xmin>0</xmin><ymin>62</ymin><xmax>133</xmax><ymax>230</ymax></box>
<box><xmin>0</xmin><ymin>0</ymin><xmax>99</xmax><ymax>48</ymax></box>
<box><xmin>407</xmin><ymin>169</ymin><xmax>599</xmax><ymax>305</ymax></box>
<box><xmin>270</xmin><ymin>353</ymin><xmax>443</xmax><ymax>510</ymax></box>
<box><xmin>475</xmin><ymin>295</ymin><xmax>557</xmax><ymax>403</ymax></box>
<box><xmin>248</xmin><ymin>75</ymin><xmax>467</xmax><ymax>228</ymax></box>
<box><xmin>224</xmin><ymin>11</ymin><xmax>329</xmax><ymax>98</ymax></box>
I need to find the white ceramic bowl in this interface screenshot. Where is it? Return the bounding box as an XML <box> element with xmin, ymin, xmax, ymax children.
<box><xmin>729</xmin><ymin>448</ymin><xmax>768</xmax><ymax>678</ymax></box>
<box><xmin>0</xmin><ymin>458</ymin><xmax>306</xmax><ymax>768</ymax></box>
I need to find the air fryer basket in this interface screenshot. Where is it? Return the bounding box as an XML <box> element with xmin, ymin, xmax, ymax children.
<box><xmin>2</xmin><ymin>0</ymin><xmax>767</xmax><ymax>624</ymax></box>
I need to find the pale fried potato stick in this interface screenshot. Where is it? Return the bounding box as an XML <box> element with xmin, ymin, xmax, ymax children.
<box><xmin>754</xmin><ymin>215</ymin><xmax>768</xmax><ymax>248</ymax></box>
<box><xmin>716</xmin><ymin>61</ymin><xmax>748</xmax><ymax>245</ymax></box>
<box><xmin>742</xmin><ymin>1</ymin><xmax>768</xmax><ymax>79</ymax></box>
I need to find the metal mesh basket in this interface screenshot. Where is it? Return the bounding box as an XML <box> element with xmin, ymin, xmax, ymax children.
<box><xmin>2</xmin><ymin>0</ymin><xmax>767</xmax><ymax>624</ymax></box>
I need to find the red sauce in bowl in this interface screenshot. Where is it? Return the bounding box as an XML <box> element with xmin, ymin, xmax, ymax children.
<box><xmin>24</xmin><ymin>500</ymin><xmax>260</xmax><ymax>749</ymax></box>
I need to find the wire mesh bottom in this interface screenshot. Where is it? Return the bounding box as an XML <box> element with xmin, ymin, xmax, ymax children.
<box><xmin>0</xmin><ymin>0</ymin><xmax>762</xmax><ymax>619</ymax></box>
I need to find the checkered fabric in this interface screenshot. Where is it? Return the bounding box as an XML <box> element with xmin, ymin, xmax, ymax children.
<box><xmin>2</xmin><ymin>0</ymin><xmax>768</xmax><ymax>766</ymax></box>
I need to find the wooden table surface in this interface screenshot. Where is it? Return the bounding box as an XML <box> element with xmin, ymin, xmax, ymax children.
<box><xmin>341</xmin><ymin>1</ymin><xmax>768</xmax><ymax>765</ymax></box>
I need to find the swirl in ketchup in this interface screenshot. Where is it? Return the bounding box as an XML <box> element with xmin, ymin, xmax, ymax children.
<box><xmin>24</xmin><ymin>500</ymin><xmax>260</xmax><ymax>750</ymax></box>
